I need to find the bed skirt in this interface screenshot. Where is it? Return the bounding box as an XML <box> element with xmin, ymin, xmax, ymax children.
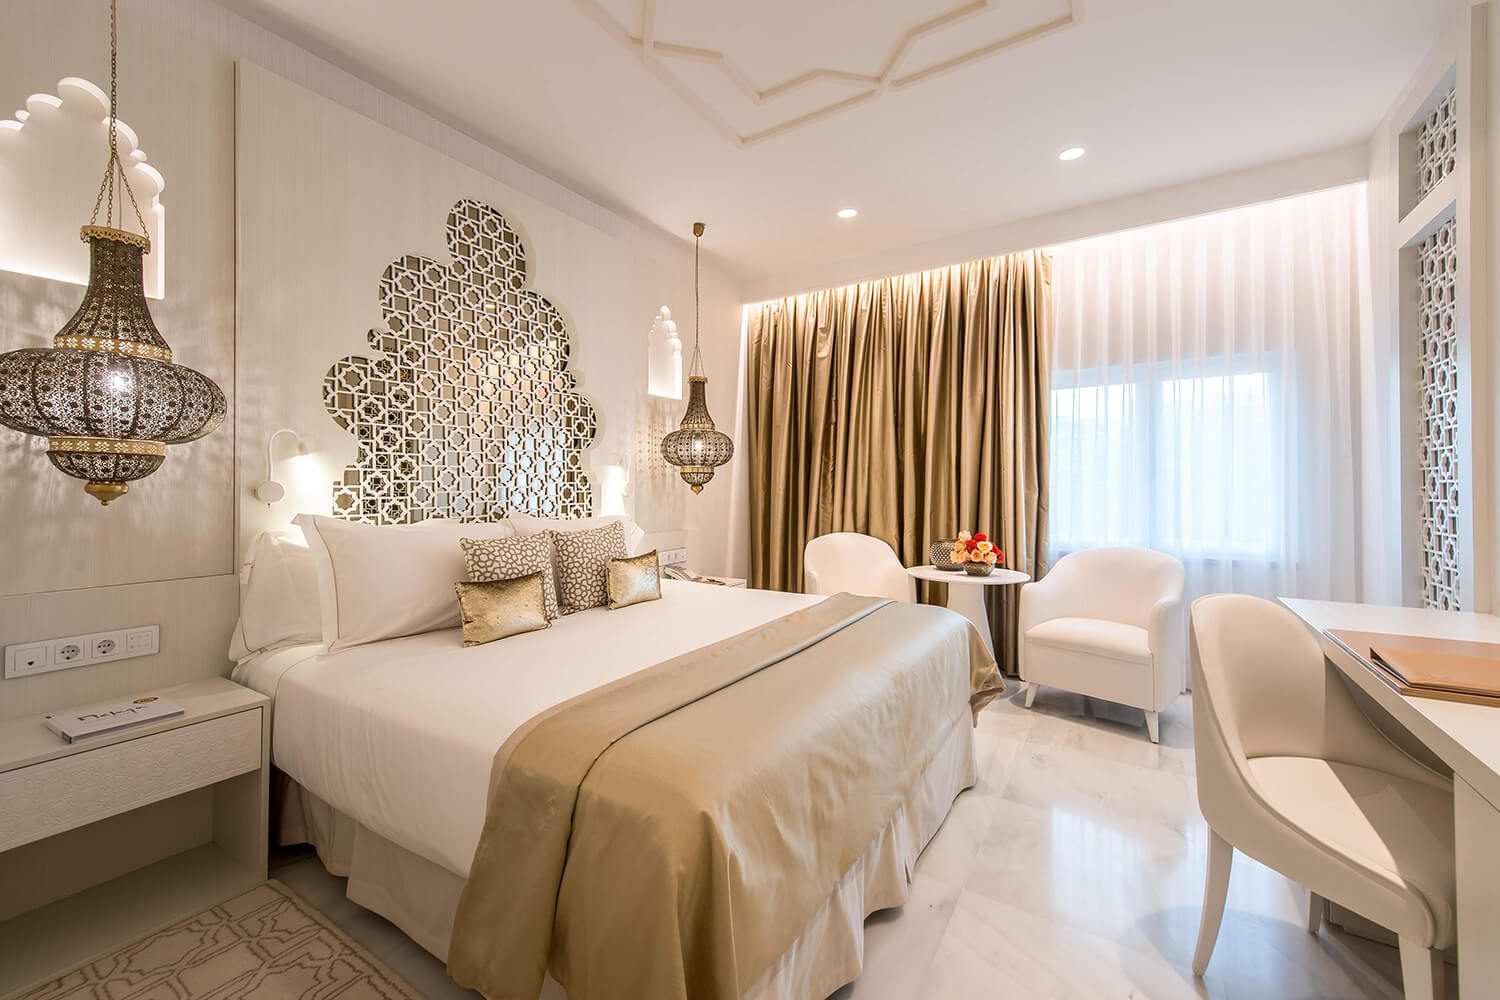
<box><xmin>278</xmin><ymin>710</ymin><xmax>977</xmax><ymax>1000</ymax></box>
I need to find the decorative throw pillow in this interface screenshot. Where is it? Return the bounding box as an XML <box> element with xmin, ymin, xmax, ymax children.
<box><xmin>552</xmin><ymin>521</ymin><xmax>628</xmax><ymax>614</ymax></box>
<box><xmin>607</xmin><ymin>550</ymin><xmax>661</xmax><ymax>610</ymax></box>
<box><xmin>461</xmin><ymin>533</ymin><xmax>560</xmax><ymax>620</ymax></box>
<box><xmin>454</xmin><ymin>574</ymin><xmax>550</xmax><ymax>646</ymax></box>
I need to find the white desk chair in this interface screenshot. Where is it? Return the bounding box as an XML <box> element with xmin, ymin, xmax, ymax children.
<box><xmin>803</xmin><ymin>532</ymin><xmax>915</xmax><ymax>602</ymax></box>
<box><xmin>1018</xmin><ymin>547</ymin><xmax>1184</xmax><ymax>742</ymax></box>
<box><xmin>1190</xmin><ymin>594</ymin><xmax>1455</xmax><ymax>999</ymax></box>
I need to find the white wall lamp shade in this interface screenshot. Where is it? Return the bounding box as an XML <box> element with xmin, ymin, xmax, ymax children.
<box><xmin>598</xmin><ymin>460</ymin><xmax>630</xmax><ymax>516</ymax></box>
<box><xmin>1058</xmin><ymin>146</ymin><xmax>1086</xmax><ymax>161</ymax></box>
<box><xmin>254</xmin><ymin>428</ymin><xmax>309</xmax><ymax>504</ymax></box>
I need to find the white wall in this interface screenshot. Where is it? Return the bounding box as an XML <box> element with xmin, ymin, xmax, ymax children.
<box><xmin>236</xmin><ymin>62</ymin><xmax>741</xmax><ymax>558</ymax></box>
<box><xmin>0</xmin><ymin>0</ymin><xmax>742</xmax><ymax>723</ymax></box>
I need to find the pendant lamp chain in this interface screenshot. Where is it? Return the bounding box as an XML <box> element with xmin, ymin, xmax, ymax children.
<box><xmin>88</xmin><ymin>0</ymin><xmax>148</xmax><ymax>240</ymax></box>
<box><xmin>689</xmin><ymin>221</ymin><xmax>705</xmax><ymax>378</ymax></box>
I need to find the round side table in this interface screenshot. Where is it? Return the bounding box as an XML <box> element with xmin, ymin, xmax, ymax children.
<box><xmin>904</xmin><ymin>564</ymin><xmax>1031</xmax><ymax>659</ymax></box>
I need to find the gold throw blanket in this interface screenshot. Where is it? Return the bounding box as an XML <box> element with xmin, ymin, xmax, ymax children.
<box><xmin>448</xmin><ymin>594</ymin><xmax>1001</xmax><ymax>1000</ymax></box>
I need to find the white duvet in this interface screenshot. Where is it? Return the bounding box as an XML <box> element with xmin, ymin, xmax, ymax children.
<box><xmin>234</xmin><ymin>581</ymin><xmax>820</xmax><ymax>878</ymax></box>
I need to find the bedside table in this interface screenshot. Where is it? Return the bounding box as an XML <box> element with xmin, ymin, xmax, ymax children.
<box><xmin>0</xmin><ymin>678</ymin><xmax>269</xmax><ymax>995</ymax></box>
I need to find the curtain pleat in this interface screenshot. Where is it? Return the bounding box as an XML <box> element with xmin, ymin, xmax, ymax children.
<box><xmin>1046</xmin><ymin>184</ymin><xmax>1371</xmax><ymax>608</ymax></box>
<box><xmin>746</xmin><ymin>252</ymin><xmax>1053</xmax><ymax>668</ymax></box>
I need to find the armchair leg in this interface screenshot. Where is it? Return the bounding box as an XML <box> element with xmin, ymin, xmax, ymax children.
<box><xmin>1024</xmin><ymin>682</ymin><xmax>1038</xmax><ymax>708</ymax></box>
<box><xmin>1306</xmin><ymin>890</ymin><xmax>1325</xmax><ymax>933</ymax></box>
<box><xmin>1192</xmin><ymin>829</ymin><xmax>1233</xmax><ymax>976</ymax></box>
<box><xmin>1145</xmin><ymin>710</ymin><xmax>1160</xmax><ymax>744</ymax></box>
<box><xmin>1397</xmin><ymin>937</ymin><xmax>1443</xmax><ymax>1000</ymax></box>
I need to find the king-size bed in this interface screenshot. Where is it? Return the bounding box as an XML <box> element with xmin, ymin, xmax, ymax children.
<box><xmin>231</xmin><ymin>519</ymin><xmax>1000</xmax><ymax>1000</ymax></box>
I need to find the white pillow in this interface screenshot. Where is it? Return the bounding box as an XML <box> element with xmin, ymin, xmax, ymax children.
<box><xmin>508</xmin><ymin>513</ymin><xmax>646</xmax><ymax>556</ymax></box>
<box><xmin>227</xmin><ymin>528</ymin><xmax>323</xmax><ymax>662</ymax></box>
<box><xmin>294</xmin><ymin>514</ymin><xmax>517</xmax><ymax>652</ymax></box>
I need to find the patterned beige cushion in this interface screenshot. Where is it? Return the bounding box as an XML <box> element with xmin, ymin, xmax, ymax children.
<box><xmin>552</xmin><ymin>521</ymin><xmax>628</xmax><ymax>614</ymax></box>
<box><xmin>461</xmin><ymin>533</ymin><xmax>559</xmax><ymax>620</ymax></box>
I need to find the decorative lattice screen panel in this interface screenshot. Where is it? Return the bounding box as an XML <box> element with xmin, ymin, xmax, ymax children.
<box><xmin>1415</xmin><ymin>88</ymin><xmax>1458</xmax><ymax>203</ymax></box>
<box><xmin>323</xmin><ymin>199</ymin><xmax>597</xmax><ymax>524</ymax></box>
<box><xmin>1417</xmin><ymin>217</ymin><xmax>1460</xmax><ymax>610</ymax></box>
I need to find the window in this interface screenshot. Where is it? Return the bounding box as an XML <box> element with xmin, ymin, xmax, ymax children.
<box><xmin>1050</xmin><ymin>362</ymin><xmax>1280</xmax><ymax>560</ymax></box>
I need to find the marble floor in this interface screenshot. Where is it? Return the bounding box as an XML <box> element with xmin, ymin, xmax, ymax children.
<box><xmin>273</xmin><ymin>686</ymin><xmax>1446</xmax><ymax>999</ymax></box>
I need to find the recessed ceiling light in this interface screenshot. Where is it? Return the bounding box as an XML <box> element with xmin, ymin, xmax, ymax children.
<box><xmin>837</xmin><ymin>207</ymin><xmax>859</xmax><ymax>219</ymax></box>
<box><xmin>1058</xmin><ymin>146</ymin><xmax>1086</xmax><ymax>162</ymax></box>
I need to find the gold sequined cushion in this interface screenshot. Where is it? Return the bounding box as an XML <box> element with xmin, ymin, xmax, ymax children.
<box><xmin>454</xmin><ymin>573</ymin><xmax>550</xmax><ymax>647</ymax></box>
<box><xmin>606</xmin><ymin>550</ymin><xmax>662</xmax><ymax>610</ymax></box>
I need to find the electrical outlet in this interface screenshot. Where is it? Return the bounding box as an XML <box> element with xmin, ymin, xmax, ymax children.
<box><xmin>2</xmin><ymin>624</ymin><xmax>158</xmax><ymax>679</ymax></box>
<box><xmin>5</xmin><ymin>643</ymin><xmax>50</xmax><ymax>678</ymax></box>
<box><xmin>661</xmin><ymin>547</ymin><xmax>689</xmax><ymax>566</ymax></box>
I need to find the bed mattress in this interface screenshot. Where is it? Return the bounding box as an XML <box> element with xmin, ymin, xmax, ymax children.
<box><xmin>233</xmin><ymin>580</ymin><xmax>821</xmax><ymax>877</ymax></box>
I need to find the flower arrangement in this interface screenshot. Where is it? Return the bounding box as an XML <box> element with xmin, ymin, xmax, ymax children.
<box><xmin>952</xmin><ymin>531</ymin><xmax>1003</xmax><ymax>575</ymax></box>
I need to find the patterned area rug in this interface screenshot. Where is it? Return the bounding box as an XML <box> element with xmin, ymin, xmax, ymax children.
<box><xmin>16</xmin><ymin>880</ymin><xmax>421</xmax><ymax>1000</ymax></box>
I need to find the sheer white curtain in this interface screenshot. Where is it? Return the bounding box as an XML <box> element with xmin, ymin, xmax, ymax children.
<box><xmin>1047</xmin><ymin>184</ymin><xmax>1374</xmax><ymax>605</ymax></box>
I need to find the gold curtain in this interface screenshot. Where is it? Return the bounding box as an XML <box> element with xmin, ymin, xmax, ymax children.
<box><xmin>745</xmin><ymin>251</ymin><xmax>1052</xmax><ymax>668</ymax></box>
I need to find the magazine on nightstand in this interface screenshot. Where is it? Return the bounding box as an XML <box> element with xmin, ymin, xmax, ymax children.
<box><xmin>44</xmin><ymin>695</ymin><xmax>185</xmax><ymax>744</ymax></box>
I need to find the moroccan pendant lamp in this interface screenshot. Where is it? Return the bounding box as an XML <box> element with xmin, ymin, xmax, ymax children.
<box><xmin>0</xmin><ymin>0</ymin><xmax>225</xmax><ymax>505</ymax></box>
<box><xmin>661</xmin><ymin>222</ymin><xmax>733</xmax><ymax>494</ymax></box>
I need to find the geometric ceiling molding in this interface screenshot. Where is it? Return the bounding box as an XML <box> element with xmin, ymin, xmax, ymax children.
<box><xmin>0</xmin><ymin>77</ymin><xmax>166</xmax><ymax>298</ymax></box>
<box><xmin>573</xmin><ymin>0</ymin><xmax>1078</xmax><ymax>146</ymax></box>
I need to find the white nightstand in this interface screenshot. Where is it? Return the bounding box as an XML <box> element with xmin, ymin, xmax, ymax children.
<box><xmin>0</xmin><ymin>677</ymin><xmax>269</xmax><ymax>995</ymax></box>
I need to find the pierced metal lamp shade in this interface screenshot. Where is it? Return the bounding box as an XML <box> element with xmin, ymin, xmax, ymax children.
<box><xmin>661</xmin><ymin>374</ymin><xmax>734</xmax><ymax>494</ymax></box>
<box><xmin>0</xmin><ymin>226</ymin><xmax>226</xmax><ymax>505</ymax></box>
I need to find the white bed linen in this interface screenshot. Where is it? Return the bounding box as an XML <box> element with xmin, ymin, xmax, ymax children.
<box><xmin>234</xmin><ymin>581</ymin><xmax>820</xmax><ymax>878</ymax></box>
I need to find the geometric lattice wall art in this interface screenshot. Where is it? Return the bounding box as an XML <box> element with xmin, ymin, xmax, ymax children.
<box><xmin>1415</xmin><ymin>87</ymin><xmax>1458</xmax><ymax>203</ymax></box>
<box><xmin>322</xmin><ymin>199</ymin><xmax>597</xmax><ymax>523</ymax></box>
<box><xmin>1416</xmin><ymin>217</ymin><xmax>1461</xmax><ymax>610</ymax></box>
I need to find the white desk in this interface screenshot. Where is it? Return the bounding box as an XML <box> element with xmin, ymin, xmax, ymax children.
<box><xmin>906</xmin><ymin>564</ymin><xmax>1030</xmax><ymax>659</ymax></box>
<box><xmin>1282</xmin><ymin>599</ymin><xmax>1500</xmax><ymax>996</ymax></box>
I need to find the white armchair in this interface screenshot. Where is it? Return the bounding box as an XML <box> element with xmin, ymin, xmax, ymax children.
<box><xmin>803</xmin><ymin>532</ymin><xmax>915</xmax><ymax>602</ymax></box>
<box><xmin>1018</xmin><ymin>546</ymin><xmax>1185</xmax><ymax>742</ymax></box>
<box><xmin>1190</xmin><ymin>594</ymin><xmax>1454</xmax><ymax>999</ymax></box>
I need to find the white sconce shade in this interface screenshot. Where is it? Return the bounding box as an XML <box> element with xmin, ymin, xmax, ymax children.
<box><xmin>254</xmin><ymin>428</ymin><xmax>310</xmax><ymax>504</ymax></box>
<box><xmin>598</xmin><ymin>461</ymin><xmax>630</xmax><ymax>516</ymax></box>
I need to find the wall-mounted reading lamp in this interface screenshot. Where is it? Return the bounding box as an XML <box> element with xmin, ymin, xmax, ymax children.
<box><xmin>254</xmin><ymin>428</ymin><xmax>309</xmax><ymax>504</ymax></box>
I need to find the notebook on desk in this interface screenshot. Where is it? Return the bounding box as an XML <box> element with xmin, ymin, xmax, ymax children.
<box><xmin>1326</xmin><ymin>629</ymin><xmax>1500</xmax><ymax>706</ymax></box>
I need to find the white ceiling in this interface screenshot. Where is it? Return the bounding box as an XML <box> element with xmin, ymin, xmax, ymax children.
<box><xmin>214</xmin><ymin>0</ymin><xmax>1456</xmax><ymax>283</ymax></box>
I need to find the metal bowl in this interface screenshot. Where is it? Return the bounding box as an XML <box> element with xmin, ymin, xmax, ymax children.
<box><xmin>930</xmin><ymin>539</ymin><xmax>964</xmax><ymax>571</ymax></box>
<box><xmin>964</xmin><ymin>562</ymin><xmax>995</xmax><ymax>577</ymax></box>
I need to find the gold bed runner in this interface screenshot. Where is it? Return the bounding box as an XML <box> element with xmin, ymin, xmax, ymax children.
<box><xmin>447</xmin><ymin>594</ymin><xmax>1001</xmax><ymax>1000</ymax></box>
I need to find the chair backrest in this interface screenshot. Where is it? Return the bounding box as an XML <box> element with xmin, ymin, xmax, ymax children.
<box><xmin>1190</xmin><ymin>593</ymin><xmax>1444</xmax><ymax>779</ymax></box>
<box><xmin>803</xmin><ymin>532</ymin><xmax>915</xmax><ymax>602</ymax></box>
<box><xmin>1044</xmin><ymin>547</ymin><xmax>1185</xmax><ymax>626</ymax></box>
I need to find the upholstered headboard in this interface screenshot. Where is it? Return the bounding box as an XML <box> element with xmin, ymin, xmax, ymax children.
<box><xmin>321</xmin><ymin>199</ymin><xmax>598</xmax><ymax>523</ymax></box>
